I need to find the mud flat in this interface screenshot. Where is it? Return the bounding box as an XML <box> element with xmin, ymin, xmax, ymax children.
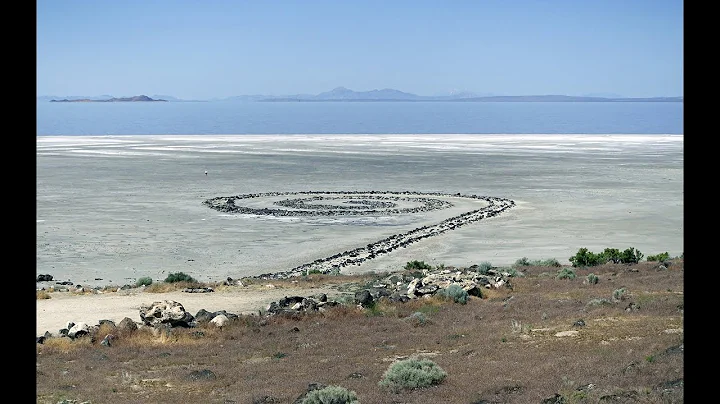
<box><xmin>36</xmin><ymin>134</ymin><xmax>684</xmax><ymax>287</ymax></box>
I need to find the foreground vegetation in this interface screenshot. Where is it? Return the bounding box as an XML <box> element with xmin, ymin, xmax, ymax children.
<box><xmin>36</xmin><ymin>254</ymin><xmax>683</xmax><ymax>403</ymax></box>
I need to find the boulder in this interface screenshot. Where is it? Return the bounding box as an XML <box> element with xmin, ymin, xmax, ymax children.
<box><xmin>210</xmin><ymin>314</ymin><xmax>229</xmax><ymax>329</ymax></box>
<box><xmin>139</xmin><ymin>300</ymin><xmax>195</xmax><ymax>328</ymax></box>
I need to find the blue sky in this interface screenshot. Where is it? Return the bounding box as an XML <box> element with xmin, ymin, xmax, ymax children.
<box><xmin>37</xmin><ymin>0</ymin><xmax>683</xmax><ymax>100</ymax></box>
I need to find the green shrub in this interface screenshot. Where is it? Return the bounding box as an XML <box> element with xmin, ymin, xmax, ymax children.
<box><xmin>619</xmin><ymin>247</ymin><xmax>643</xmax><ymax>264</ymax></box>
<box><xmin>570</xmin><ymin>247</ymin><xmax>644</xmax><ymax>267</ymax></box>
<box><xmin>404</xmin><ymin>260</ymin><xmax>432</xmax><ymax>270</ymax></box>
<box><xmin>601</xmin><ymin>248</ymin><xmax>622</xmax><ymax>263</ymax></box>
<box><xmin>556</xmin><ymin>268</ymin><xmax>576</xmax><ymax>280</ymax></box>
<box><xmin>436</xmin><ymin>284</ymin><xmax>469</xmax><ymax>304</ymax></box>
<box><xmin>516</xmin><ymin>257</ymin><xmax>561</xmax><ymax>267</ymax></box>
<box><xmin>585</xmin><ymin>273</ymin><xmax>599</xmax><ymax>285</ymax></box>
<box><xmin>499</xmin><ymin>267</ymin><xmax>524</xmax><ymax>277</ymax></box>
<box><xmin>379</xmin><ymin>358</ymin><xmax>447</xmax><ymax>392</ymax></box>
<box><xmin>405</xmin><ymin>311</ymin><xmax>428</xmax><ymax>327</ymax></box>
<box><xmin>301</xmin><ymin>385</ymin><xmax>359</xmax><ymax>404</ymax></box>
<box><xmin>417</xmin><ymin>303</ymin><xmax>441</xmax><ymax>315</ymax></box>
<box><xmin>135</xmin><ymin>276</ymin><xmax>153</xmax><ymax>287</ymax></box>
<box><xmin>569</xmin><ymin>248</ymin><xmax>604</xmax><ymax>267</ymax></box>
<box><xmin>477</xmin><ymin>261</ymin><xmax>493</xmax><ymax>275</ymax></box>
<box><xmin>646</xmin><ymin>252</ymin><xmax>670</xmax><ymax>262</ymax></box>
<box><xmin>164</xmin><ymin>272</ymin><xmax>197</xmax><ymax>283</ymax></box>
<box><xmin>536</xmin><ymin>258</ymin><xmax>562</xmax><ymax>267</ymax></box>
<box><xmin>363</xmin><ymin>301</ymin><xmax>383</xmax><ymax>317</ymax></box>
<box><xmin>612</xmin><ymin>288</ymin><xmax>628</xmax><ymax>302</ymax></box>
<box><xmin>585</xmin><ymin>298</ymin><xmax>613</xmax><ymax>308</ymax></box>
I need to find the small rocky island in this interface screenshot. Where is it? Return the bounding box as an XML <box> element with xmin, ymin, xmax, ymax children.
<box><xmin>50</xmin><ymin>95</ymin><xmax>167</xmax><ymax>102</ymax></box>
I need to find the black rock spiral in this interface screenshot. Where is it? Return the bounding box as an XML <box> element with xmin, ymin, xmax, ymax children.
<box><xmin>203</xmin><ymin>191</ymin><xmax>515</xmax><ymax>279</ymax></box>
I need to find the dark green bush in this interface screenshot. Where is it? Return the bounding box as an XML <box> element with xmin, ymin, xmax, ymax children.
<box><xmin>404</xmin><ymin>260</ymin><xmax>432</xmax><ymax>270</ymax></box>
<box><xmin>135</xmin><ymin>276</ymin><xmax>153</xmax><ymax>287</ymax></box>
<box><xmin>164</xmin><ymin>272</ymin><xmax>196</xmax><ymax>283</ymax></box>
<box><xmin>569</xmin><ymin>248</ymin><xmax>603</xmax><ymax>267</ymax></box>
<box><xmin>619</xmin><ymin>247</ymin><xmax>643</xmax><ymax>264</ymax></box>
<box><xmin>646</xmin><ymin>252</ymin><xmax>670</xmax><ymax>262</ymax></box>
<box><xmin>570</xmin><ymin>247</ymin><xmax>644</xmax><ymax>267</ymax></box>
<box><xmin>601</xmin><ymin>248</ymin><xmax>622</xmax><ymax>263</ymax></box>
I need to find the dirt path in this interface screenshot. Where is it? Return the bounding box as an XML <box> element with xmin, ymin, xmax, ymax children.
<box><xmin>36</xmin><ymin>284</ymin><xmax>344</xmax><ymax>336</ymax></box>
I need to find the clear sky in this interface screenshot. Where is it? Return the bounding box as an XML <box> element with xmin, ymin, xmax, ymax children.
<box><xmin>37</xmin><ymin>0</ymin><xmax>683</xmax><ymax>100</ymax></box>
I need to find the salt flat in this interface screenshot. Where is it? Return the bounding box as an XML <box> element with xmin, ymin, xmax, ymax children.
<box><xmin>36</xmin><ymin>134</ymin><xmax>683</xmax><ymax>287</ymax></box>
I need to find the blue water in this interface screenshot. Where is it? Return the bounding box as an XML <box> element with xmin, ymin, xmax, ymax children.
<box><xmin>36</xmin><ymin>101</ymin><xmax>683</xmax><ymax>136</ymax></box>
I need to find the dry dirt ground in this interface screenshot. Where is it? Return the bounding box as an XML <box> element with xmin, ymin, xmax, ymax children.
<box><xmin>36</xmin><ymin>279</ymin><xmax>353</xmax><ymax>337</ymax></box>
<box><xmin>36</xmin><ymin>260</ymin><xmax>683</xmax><ymax>404</ymax></box>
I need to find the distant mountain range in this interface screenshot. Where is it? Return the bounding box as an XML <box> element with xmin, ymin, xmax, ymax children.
<box><xmin>37</xmin><ymin>94</ymin><xmax>200</xmax><ymax>102</ymax></box>
<box><xmin>48</xmin><ymin>95</ymin><xmax>167</xmax><ymax>103</ymax></box>
<box><xmin>38</xmin><ymin>88</ymin><xmax>683</xmax><ymax>103</ymax></box>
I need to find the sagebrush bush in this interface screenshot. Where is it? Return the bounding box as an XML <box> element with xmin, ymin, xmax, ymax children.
<box><xmin>164</xmin><ymin>272</ymin><xmax>196</xmax><ymax>283</ymax></box>
<box><xmin>301</xmin><ymin>385</ymin><xmax>359</xmax><ymax>404</ymax></box>
<box><xmin>135</xmin><ymin>276</ymin><xmax>153</xmax><ymax>287</ymax></box>
<box><xmin>556</xmin><ymin>268</ymin><xmax>576</xmax><ymax>280</ymax></box>
<box><xmin>477</xmin><ymin>261</ymin><xmax>493</xmax><ymax>275</ymax></box>
<box><xmin>585</xmin><ymin>298</ymin><xmax>613</xmax><ymax>308</ymax></box>
<box><xmin>515</xmin><ymin>257</ymin><xmax>561</xmax><ymax>267</ymax></box>
<box><xmin>436</xmin><ymin>284</ymin><xmax>469</xmax><ymax>304</ymax></box>
<box><xmin>379</xmin><ymin>358</ymin><xmax>447</xmax><ymax>392</ymax></box>
<box><xmin>612</xmin><ymin>288</ymin><xmax>628</xmax><ymax>302</ymax></box>
<box><xmin>585</xmin><ymin>273</ymin><xmax>599</xmax><ymax>285</ymax></box>
<box><xmin>536</xmin><ymin>258</ymin><xmax>562</xmax><ymax>267</ymax></box>
<box><xmin>405</xmin><ymin>311</ymin><xmax>428</xmax><ymax>327</ymax></box>
<box><xmin>499</xmin><ymin>267</ymin><xmax>524</xmax><ymax>277</ymax></box>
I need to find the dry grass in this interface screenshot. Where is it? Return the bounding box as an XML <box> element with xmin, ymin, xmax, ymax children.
<box><xmin>144</xmin><ymin>280</ymin><xmax>207</xmax><ymax>293</ymax></box>
<box><xmin>137</xmin><ymin>273</ymin><xmax>377</xmax><ymax>294</ymax></box>
<box><xmin>36</xmin><ymin>260</ymin><xmax>683</xmax><ymax>404</ymax></box>
<box><xmin>36</xmin><ymin>290</ymin><xmax>52</xmax><ymax>300</ymax></box>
